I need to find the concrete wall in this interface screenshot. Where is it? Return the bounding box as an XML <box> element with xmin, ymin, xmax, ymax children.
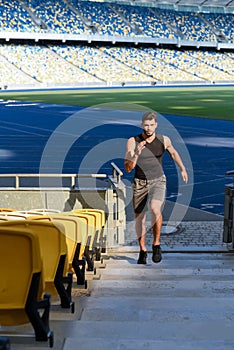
<box><xmin>0</xmin><ymin>182</ymin><xmax>127</xmax><ymax>250</ymax></box>
<box><xmin>0</xmin><ymin>189</ymin><xmax>106</xmax><ymax>212</ymax></box>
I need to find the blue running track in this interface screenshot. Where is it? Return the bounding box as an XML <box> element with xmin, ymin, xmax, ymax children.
<box><xmin>0</xmin><ymin>99</ymin><xmax>233</xmax><ymax>215</ymax></box>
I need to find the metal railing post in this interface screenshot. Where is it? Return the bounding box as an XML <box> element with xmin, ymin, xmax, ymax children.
<box><xmin>223</xmin><ymin>170</ymin><xmax>234</xmax><ymax>248</ymax></box>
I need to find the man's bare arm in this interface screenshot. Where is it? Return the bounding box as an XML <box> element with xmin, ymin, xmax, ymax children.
<box><xmin>124</xmin><ymin>137</ymin><xmax>146</xmax><ymax>173</ymax></box>
<box><xmin>164</xmin><ymin>136</ymin><xmax>188</xmax><ymax>183</ymax></box>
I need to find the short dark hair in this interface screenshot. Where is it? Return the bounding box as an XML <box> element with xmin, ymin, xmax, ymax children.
<box><xmin>142</xmin><ymin>111</ymin><xmax>157</xmax><ymax>123</ymax></box>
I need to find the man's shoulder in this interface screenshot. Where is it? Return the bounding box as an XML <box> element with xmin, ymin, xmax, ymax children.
<box><xmin>161</xmin><ymin>135</ymin><xmax>171</xmax><ymax>149</ymax></box>
<box><xmin>126</xmin><ymin>135</ymin><xmax>137</xmax><ymax>147</ymax></box>
<box><xmin>155</xmin><ymin>133</ymin><xmax>165</xmax><ymax>141</ymax></box>
<box><xmin>155</xmin><ymin>133</ymin><xmax>170</xmax><ymax>149</ymax></box>
<box><xmin>134</xmin><ymin>134</ymin><xmax>143</xmax><ymax>142</ymax></box>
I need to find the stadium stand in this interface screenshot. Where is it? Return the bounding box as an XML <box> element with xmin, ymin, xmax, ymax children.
<box><xmin>202</xmin><ymin>12</ymin><xmax>234</xmax><ymax>43</ymax></box>
<box><xmin>0</xmin><ymin>43</ymin><xmax>102</xmax><ymax>85</ymax></box>
<box><xmin>98</xmin><ymin>45</ymin><xmax>203</xmax><ymax>82</ymax></box>
<box><xmin>0</xmin><ymin>225</ymin><xmax>54</xmax><ymax>346</ymax></box>
<box><xmin>155</xmin><ymin>9</ymin><xmax>217</xmax><ymax>42</ymax></box>
<box><xmin>27</xmin><ymin>214</ymin><xmax>89</xmax><ymax>287</ymax></box>
<box><xmin>0</xmin><ymin>51</ymin><xmax>38</xmax><ymax>86</ymax></box>
<box><xmin>23</xmin><ymin>0</ymin><xmax>90</xmax><ymax>34</ymax></box>
<box><xmin>110</xmin><ymin>3</ymin><xmax>177</xmax><ymax>38</ymax></box>
<box><xmin>0</xmin><ymin>0</ymin><xmax>233</xmax><ymax>87</ymax></box>
<box><xmin>0</xmin><ymin>0</ymin><xmax>38</xmax><ymax>32</ymax></box>
<box><xmin>185</xmin><ymin>49</ymin><xmax>234</xmax><ymax>80</ymax></box>
<box><xmin>142</xmin><ymin>46</ymin><xmax>234</xmax><ymax>82</ymax></box>
<box><xmin>0</xmin><ymin>220</ymin><xmax>75</xmax><ymax>312</ymax></box>
<box><xmin>49</xmin><ymin>44</ymin><xmax>153</xmax><ymax>83</ymax></box>
<box><xmin>73</xmin><ymin>0</ymin><xmax>135</xmax><ymax>36</ymax></box>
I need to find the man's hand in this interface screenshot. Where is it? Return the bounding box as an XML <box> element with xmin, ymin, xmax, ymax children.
<box><xmin>135</xmin><ymin>140</ymin><xmax>146</xmax><ymax>156</ymax></box>
<box><xmin>181</xmin><ymin>169</ymin><xmax>188</xmax><ymax>183</ymax></box>
<box><xmin>124</xmin><ymin>139</ymin><xmax>146</xmax><ymax>173</ymax></box>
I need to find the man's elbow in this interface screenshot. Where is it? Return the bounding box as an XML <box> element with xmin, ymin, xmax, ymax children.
<box><xmin>124</xmin><ymin>165</ymin><xmax>132</xmax><ymax>173</ymax></box>
<box><xmin>170</xmin><ymin>151</ymin><xmax>177</xmax><ymax>161</ymax></box>
<box><xmin>124</xmin><ymin>161</ymin><xmax>133</xmax><ymax>173</ymax></box>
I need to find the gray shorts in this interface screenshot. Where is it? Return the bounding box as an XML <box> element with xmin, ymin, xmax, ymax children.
<box><xmin>133</xmin><ymin>175</ymin><xmax>166</xmax><ymax>214</ymax></box>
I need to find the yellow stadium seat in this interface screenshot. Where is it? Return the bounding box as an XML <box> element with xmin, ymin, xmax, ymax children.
<box><xmin>72</xmin><ymin>209</ymin><xmax>106</xmax><ymax>260</ymax></box>
<box><xmin>0</xmin><ymin>220</ymin><xmax>74</xmax><ymax>313</ymax></box>
<box><xmin>0</xmin><ymin>217</ymin><xmax>9</xmax><ymax>222</ymax></box>
<box><xmin>26</xmin><ymin>209</ymin><xmax>61</xmax><ymax>214</ymax></box>
<box><xmin>0</xmin><ymin>208</ymin><xmax>17</xmax><ymax>212</ymax></box>
<box><xmin>0</xmin><ymin>213</ymin><xmax>28</xmax><ymax>220</ymax></box>
<box><xmin>27</xmin><ymin>215</ymin><xmax>88</xmax><ymax>287</ymax></box>
<box><xmin>0</xmin><ymin>226</ymin><xmax>53</xmax><ymax>347</ymax></box>
<box><xmin>63</xmin><ymin>211</ymin><xmax>97</xmax><ymax>272</ymax></box>
<box><xmin>73</xmin><ymin>209</ymin><xmax>106</xmax><ymax>227</ymax></box>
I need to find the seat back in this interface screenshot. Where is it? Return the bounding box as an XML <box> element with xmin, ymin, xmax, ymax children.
<box><xmin>16</xmin><ymin>211</ymin><xmax>44</xmax><ymax>216</ymax></box>
<box><xmin>27</xmin><ymin>209</ymin><xmax>61</xmax><ymax>214</ymax></box>
<box><xmin>0</xmin><ymin>208</ymin><xmax>17</xmax><ymax>212</ymax></box>
<box><xmin>0</xmin><ymin>226</ymin><xmax>43</xmax><ymax>326</ymax></box>
<box><xmin>52</xmin><ymin>215</ymin><xmax>88</xmax><ymax>244</ymax></box>
<box><xmin>52</xmin><ymin>215</ymin><xmax>88</xmax><ymax>253</ymax></box>
<box><xmin>0</xmin><ymin>220</ymin><xmax>67</xmax><ymax>296</ymax></box>
<box><xmin>73</xmin><ymin>209</ymin><xmax>106</xmax><ymax>228</ymax></box>
<box><xmin>63</xmin><ymin>211</ymin><xmax>96</xmax><ymax>249</ymax></box>
<box><xmin>27</xmin><ymin>215</ymin><xmax>88</xmax><ymax>266</ymax></box>
<box><xmin>0</xmin><ymin>213</ymin><xmax>28</xmax><ymax>220</ymax></box>
<box><xmin>72</xmin><ymin>209</ymin><xmax>105</xmax><ymax>247</ymax></box>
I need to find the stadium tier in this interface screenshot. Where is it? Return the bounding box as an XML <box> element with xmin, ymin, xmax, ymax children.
<box><xmin>0</xmin><ymin>0</ymin><xmax>233</xmax><ymax>88</ymax></box>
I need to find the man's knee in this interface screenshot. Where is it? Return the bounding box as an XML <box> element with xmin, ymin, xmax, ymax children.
<box><xmin>150</xmin><ymin>200</ymin><xmax>163</xmax><ymax>216</ymax></box>
<box><xmin>151</xmin><ymin>205</ymin><xmax>162</xmax><ymax>214</ymax></box>
<box><xmin>135</xmin><ymin>211</ymin><xmax>146</xmax><ymax>222</ymax></box>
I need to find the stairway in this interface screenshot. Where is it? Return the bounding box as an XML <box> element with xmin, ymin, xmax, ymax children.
<box><xmin>62</xmin><ymin>251</ymin><xmax>234</xmax><ymax>350</ymax></box>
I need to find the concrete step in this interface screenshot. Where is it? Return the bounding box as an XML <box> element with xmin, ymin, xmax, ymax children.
<box><xmin>62</xmin><ymin>319</ymin><xmax>234</xmax><ymax>349</ymax></box>
<box><xmin>61</xmin><ymin>252</ymin><xmax>234</xmax><ymax>349</ymax></box>
<box><xmin>104</xmin><ymin>252</ymin><xmax>234</xmax><ymax>267</ymax></box>
<box><xmin>9</xmin><ymin>252</ymin><xmax>234</xmax><ymax>350</ymax></box>
<box><xmin>63</xmin><ymin>338</ymin><xmax>234</xmax><ymax>350</ymax></box>
<box><xmin>81</xmin><ymin>296</ymin><xmax>234</xmax><ymax>322</ymax></box>
<box><xmin>89</xmin><ymin>280</ymin><xmax>234</xmax><ymax>298</ymax></box>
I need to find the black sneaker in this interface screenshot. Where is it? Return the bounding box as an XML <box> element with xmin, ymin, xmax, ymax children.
<box><xmin>137</xmin><ymin>250</ymin><xmax>147</xmax><ymax>264</ymax></box>
<box><xmin>152</xmin><ymin>244</ymin><xmax>162</xmax><ymax>263</ymax></box>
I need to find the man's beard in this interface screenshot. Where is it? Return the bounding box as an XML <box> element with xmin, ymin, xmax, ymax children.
<box><xmin>143</xmin><ymin>130</ymin><xmax>153</xmax><ymax>138</ymax></box>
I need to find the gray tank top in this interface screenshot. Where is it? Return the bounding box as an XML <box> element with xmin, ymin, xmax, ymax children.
<box><xmin>134</xmin><ymin>133</ymin><xmax>165</xmax><ymax>180</ymax></box>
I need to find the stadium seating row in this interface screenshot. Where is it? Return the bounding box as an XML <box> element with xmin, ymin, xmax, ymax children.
<box><xmin>0</xmin><ymin>1</ymin><xmax>233</xmax><ymax>87</ymax></box>
<box><xmin>0</xmin><ymin>0</ymin><xmax>233</xmax><ymax>42</ymax></box>
<box><xmin>0</xmin><ymin>43</ymin><xmax>233</xmax><ymax>86</ymax></box>
<box><xmin>0</xmin><ymin>207</ymin><xmax>106</xmax><ymax>347</ymax></box>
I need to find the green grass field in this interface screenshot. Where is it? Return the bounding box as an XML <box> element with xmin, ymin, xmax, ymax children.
<box><xmin>1</xmin><ymin>86</ymin><xmax>234</xmax><ymax>121</ymax></box>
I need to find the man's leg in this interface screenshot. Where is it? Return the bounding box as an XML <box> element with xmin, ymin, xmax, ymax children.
<box><xmin>150</xmin><ymin>199</ymin><xmax>163</xmax><ymax>244</ymax></box>
<box><xmin>135</xmin><ymin>212</ymin><xmax>147</xmax><ymax>251</ymax></box>
<box><xmin>135</xmin><ymin>212</ymin><xmax>148</xmax><ymax>264</ymax></box>
<box><xmin>150</xmin><ymin>199</ymin><xmax>163</xmax><ymax>263</ymax></box>
<box><xmin>132</xmin><ymin>179</ymin><xmax>148</xmax><ymax>264</ymax></box>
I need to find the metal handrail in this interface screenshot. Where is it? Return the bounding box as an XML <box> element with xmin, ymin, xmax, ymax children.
<box><xmin>226</xmin><ymin>170</ymin><xmax>234</xmax><ymax>186</ymax></box>
<box><xmin>0</xmin><ymin>173</ymin><xmax>107</xmax><ymax>190</ymax></box>
<box><xmin>0</xmin><ymin>162</ymin><xmax>123</xmax><ymax>189</ymax></box>
<box><xmin>111</xmin><ymin>162</ymin><xmax>123</xmax><ymax>184</ymax></box>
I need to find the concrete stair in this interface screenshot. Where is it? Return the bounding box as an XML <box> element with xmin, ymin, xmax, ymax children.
<box><xmin>61</xmin><ymin>252</ymin><xmax>234</xmax><ymax>350</ymax></box>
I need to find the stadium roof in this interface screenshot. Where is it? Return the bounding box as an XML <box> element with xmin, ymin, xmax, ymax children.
<box><xmin>151</xmin><ymin>0</ymin><xmax>234</xmax><ymax>6</ymax></box>
<box><xmin>103</xmin><ymin>0</ymin><xmax>234</xmax><ymax>8</ymax></box>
